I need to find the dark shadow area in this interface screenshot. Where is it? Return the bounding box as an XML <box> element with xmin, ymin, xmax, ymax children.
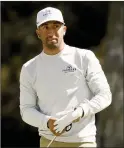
<box><xmin>1</xmin><ymin>117</ymin><xmax>39</xmax><ymax>147</ymax></box>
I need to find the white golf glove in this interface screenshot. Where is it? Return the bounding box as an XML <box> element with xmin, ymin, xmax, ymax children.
<box><xmin>53</xmin><ymin>106</ymin><xmax>84</xmax><ymax>133</ymax></box>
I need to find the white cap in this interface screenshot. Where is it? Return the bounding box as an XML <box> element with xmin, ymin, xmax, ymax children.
<box><xmin>36</xmin><ymin>7</ymin><xmax>65</xmax><ymax>28</ymax></box>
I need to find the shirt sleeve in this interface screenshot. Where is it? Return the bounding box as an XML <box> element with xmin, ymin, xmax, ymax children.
<box><xmin>19</xmin><ymin>65</ymin><xmax>51</xmax><ymax>129</ymax></box>
<box><xmin>80</xmin><ymin>50</ymin><xmax>112</xmax><ymax>118</ymax></box>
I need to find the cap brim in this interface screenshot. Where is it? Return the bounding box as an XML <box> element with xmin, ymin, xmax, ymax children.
<box><xmin>37</xmin><ymin>19</ymin><xmax>65</xmax><ymax>28</ymax></box>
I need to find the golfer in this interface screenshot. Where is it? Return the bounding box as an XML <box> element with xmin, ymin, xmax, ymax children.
<box><xmin>19</xmin><ymin>7</ymin><xmax>112</xmax><ymax>147</ymax></box>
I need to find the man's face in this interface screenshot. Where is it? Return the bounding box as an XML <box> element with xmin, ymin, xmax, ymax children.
<box><xmin>36</xmin><ymin>21</ymin><xmax>66</xmax><ymax>49</ymax></box>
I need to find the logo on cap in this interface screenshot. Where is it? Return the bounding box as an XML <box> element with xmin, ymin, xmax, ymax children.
<box><xmin>43</xmin><ymin>10</ymin><xmax>52</xmax><ymax>16</ymax></box>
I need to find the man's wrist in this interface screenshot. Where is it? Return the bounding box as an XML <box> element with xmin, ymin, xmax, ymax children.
<box><xmin>73</xmin><ymin>106</ymin><xmax>84</xmax><ymax>123</ymax></box>
<box><xmin>78</xmin><ymin>106</ymin><xmax>84</xmax><ymax>118</ymax></box>
<box><xmin>47</xmin><ymin>120</ymin><xmax>49</xmax><ymax>129</ymax></box>
<box><xmin>44</xmin><ymin>115</ymin><xmax>51</xmax><ymax>129</ymax></box>
<box><xmin>74</xmin><ymin>106</ymin><xmax>84</xmax><ymax>118</ymax></box>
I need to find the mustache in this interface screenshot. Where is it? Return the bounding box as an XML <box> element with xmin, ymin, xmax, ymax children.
<box><xmin>46</xmin><ymin>36</ymin><xmax>57</xmax><ymax>40</ymax></box>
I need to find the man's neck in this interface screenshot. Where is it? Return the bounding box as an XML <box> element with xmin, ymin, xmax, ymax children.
<box><xmin>43</xmin><ymin>43</ymin><xmax>65</xmax><ymax>55</ymax></box>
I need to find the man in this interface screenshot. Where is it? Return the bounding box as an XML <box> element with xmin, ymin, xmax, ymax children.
<box><xmin>19</xmin><ymin>7</ymin><xmax>112</xmax><ymax>147</ymax></box>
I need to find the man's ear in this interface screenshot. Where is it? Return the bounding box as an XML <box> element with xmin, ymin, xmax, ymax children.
<box><xmin>63</xmin><ymin>26</ymin><xmax>67</xmax><ymax>36</ymax></box>
<box><xmin>36</xmin><ymin>29</ymin><xmax>40</xmax><ymax>39</ymax></box>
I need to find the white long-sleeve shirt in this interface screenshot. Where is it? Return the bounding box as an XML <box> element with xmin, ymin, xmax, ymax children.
<box><xmin>19</xmin><ymin>44</ymin><xmax>112</xmax><ymax>143</ymax></box>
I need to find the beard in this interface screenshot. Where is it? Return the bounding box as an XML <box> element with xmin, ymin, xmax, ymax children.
<box><xmin>45</xmin><ymin>42</ymin><xmax>58</xmax><ymax>49</ymax></box>
<box><xmin>44</xmin><ymin>38</ymin><xmax>59</xmax><ymax>50</ymax></box>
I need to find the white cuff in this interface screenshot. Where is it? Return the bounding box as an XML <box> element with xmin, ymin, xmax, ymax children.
<box><xmin>41</xmin><ymin>115</ymin><xmax>51</xmax><ymax>129</ymax></box>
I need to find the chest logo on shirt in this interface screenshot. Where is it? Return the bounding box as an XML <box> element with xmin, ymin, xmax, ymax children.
<box><xmin>62</xmin><ymin>65</ymin><xmax>76</xmax><ymax>73</ymax></box>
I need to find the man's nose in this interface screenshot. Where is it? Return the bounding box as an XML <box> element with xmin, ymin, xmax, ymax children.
<box><xmin>47</xmin><ymin>28</ymin><xmax>55</xmax><ymax>36</ymax></box>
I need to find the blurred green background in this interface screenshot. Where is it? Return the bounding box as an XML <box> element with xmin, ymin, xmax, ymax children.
<box><xmin>1</xmin><ymin>1</ymin><xmax>123</xmax><ymax>148</ymax></box>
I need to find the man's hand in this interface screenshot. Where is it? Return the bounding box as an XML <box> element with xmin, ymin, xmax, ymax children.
<box><xmin>53</xmin><ymin>106</ymin><xmax>83</xmax><ymax>133</ymax></box>
<box><xmin>47</xmin><ymin>118</ymin><xmax>65</xmax><ymax>136</ymax></box>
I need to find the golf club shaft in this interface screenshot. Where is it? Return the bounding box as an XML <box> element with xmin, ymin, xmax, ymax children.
<box><xmin>47</xmin><ymin>136</ymin><xmax>57</xmax><ymax>147</ymax></box>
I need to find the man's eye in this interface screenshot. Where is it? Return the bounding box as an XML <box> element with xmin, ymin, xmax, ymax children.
<box><xmin>54</xmin><ymin>25</ymin><xmax>60</xmax><ymax>28</ymax></box>
<box><xmin>43</xmin><ymin>25</ymin><xmax>48</xmax><ymax>29</ymax></box>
